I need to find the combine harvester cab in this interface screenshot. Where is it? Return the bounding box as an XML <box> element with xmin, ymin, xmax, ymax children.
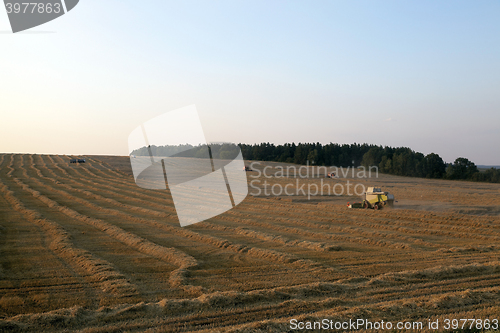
<box><xmin>348</xmin><ymin>187</ymin><xmax>394</xmax><ymax>210</ymax></box>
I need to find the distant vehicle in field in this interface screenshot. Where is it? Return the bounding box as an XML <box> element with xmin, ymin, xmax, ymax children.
<box><xmin>347</xmin><ymin>187</ymin><xmax>394</xmax><ymax>210</ymax></box>
<box><xmin>70</xmin><ymin>158</ymin><xmax>86</xmax><ymax>164</ymax></box>
<box><xmin>243</xmin><ymin>166</ymin><xmax>253</xmax><ymax>171</ymax></box>
<box><xmin>326</xmin><ymin>172</ymin><xmax>338</xmax><ymax>178</ymax></box>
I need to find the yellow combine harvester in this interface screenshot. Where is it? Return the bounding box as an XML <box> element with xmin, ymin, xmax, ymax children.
<box><xmin>347</xmin><ymin>187</ymin><xmax>394</xmax><ymax>210</ymax></box>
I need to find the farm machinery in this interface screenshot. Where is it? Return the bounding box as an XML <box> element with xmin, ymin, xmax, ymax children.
<box><xmin>347</xmin><ymin>187</ymin><xmax>394</xmax><ymax>210</ymax></box>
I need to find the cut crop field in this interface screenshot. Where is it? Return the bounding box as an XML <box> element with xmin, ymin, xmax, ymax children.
<box><xmin>1</xmin><ymin>153</ymin><xmax>500</xmax><ymax>332</ymax></box>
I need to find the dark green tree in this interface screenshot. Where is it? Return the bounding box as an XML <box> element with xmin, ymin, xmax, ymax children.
<box><xmin>422</xmin><ymin>153</ymin><xmax>446</xmax><ymax>178</ymax></box>
<box><xmin>446</xmin><ymin>157</ymin><xmax>479</xmax><ymax>180</ymax></box>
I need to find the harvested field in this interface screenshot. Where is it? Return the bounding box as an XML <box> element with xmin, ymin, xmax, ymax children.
<box><xmin>1</xmin><ymin>153</ymin><xmax>500</xmax><ymax>332</ymax></box>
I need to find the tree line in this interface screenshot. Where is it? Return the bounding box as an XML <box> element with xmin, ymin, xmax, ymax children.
<box><xmin>132</xmin><ymin>142</ymin><xmax>499</xmax><ymax>183</ymax></box>
<box><xmin>239</xmin><ymin>142</ymin><xmax>500</xmax><ymax>183</ymax></box>
<box><xmin>239</xmin><ymin>142</ymin><xmax>378</xmax><ymax>167</ymax></box>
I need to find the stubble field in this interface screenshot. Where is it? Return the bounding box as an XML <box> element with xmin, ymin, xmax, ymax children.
<box><xmin>1</xmin><ymin>153</ymin><xmax>500</xmax><ymax>332</ymax></box>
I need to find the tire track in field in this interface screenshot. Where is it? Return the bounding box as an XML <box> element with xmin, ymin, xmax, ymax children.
<box><xmin>347</xmin><ymin>208</ymin><xmax>500</xmax><ymax>235</ymax></box>
<box><xmin>229</xmin><ymin>199</ymin><xmax>442</xmax><ymax>239</ymax></box>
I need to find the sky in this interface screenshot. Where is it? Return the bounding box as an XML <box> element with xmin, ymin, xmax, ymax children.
<box><xmin>1</xmin><ymin>0</ymin><xmax>499</xmax><ymax>165</ymax></box>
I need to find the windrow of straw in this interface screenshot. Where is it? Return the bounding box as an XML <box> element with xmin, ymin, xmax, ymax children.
<box><xmin>158</xmin><ymin>222</ymin><xmax>329</xmax><ymax>270</ymax></box>
<box><xmin>85</xmin><ymin>156</ymin><xmax>129</xmax><ymax>179</ymax></box>
<box><xmin>226</xmin><ymin>210</ymin><xmax>438</xmax><ymax>248</ymax></box>
<box><xmin>5</xmin><ymin>154</ymin><xmax>15</xmax><ymax>177</ymax></box>
<box><xmin>39</xmin><ymin>156</ymin><xmax>177</xmax><ymax>215</ymax></box>
<box><xmin>10</xmin><ymin>175</ymin><xmax>198</xmax><ymax>291</ymax></box>
<box><xmin>60</xmin><ymin>154</ymin><xmax>131</xmax><ymax>186</ymax></box>
<box><xmin>27</xmin><ymin>157</ymin><xmax>175</xmax><ymax>219</ymax></box>
<box><xmin>438</xmin><ymin>245</ymin><xmax>498</xmax><ymax>253</ymax></box>
<box><xmin>0</xmin><ymin>178</ymin><xmax>137</xmax><ymax>296</ymax></box>
<box><xmin>46</xmin><ymin>155</ymin><xmax>178</xmax><ymax>213</ymax></box>
<box><xmin>224</xmin><ymin>214</ymin><xmax>412</xmax><ymax>250</ymax></box>
<box><xmin>225</xmin><ymin>286</ymin><xmax>500</xmax><ymax>333</ymax></box>
<box><xmin>371</xmin><ymin>262</ymin><xmax>500</xmax><ymax>284</ymax></box>
<box><xmin>45</xmin><ymin>155</ymin><xmax>72</xmax><ymax>177</ymax></box>
<box><xmin>22</xmin><ymin>158</ymin><xmax>328</xmax><ymax>272</ymax></box>
<box><xmin>429</xmin><ymin>288</ymin><xmax>499</xmax><ymax>309</ymax></box>
<box><xmin>201</xmin><ymin>222</ymin><xmax>341</xmax><ymax>252</ymax></box>
<box><xmin>1</xmin><ymin>280</ymin><xmax>354</xmax><ymax>332</ymax></box>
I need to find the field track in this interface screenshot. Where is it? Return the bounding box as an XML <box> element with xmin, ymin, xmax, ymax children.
<box><xmin>1</xmin><ymin>153</ymin><xmax>500</xmax><ymax>332</ymax></box>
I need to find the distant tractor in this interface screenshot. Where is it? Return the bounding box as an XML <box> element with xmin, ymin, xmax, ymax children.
<box><xmin>347</xmin><ymin>187</ymin><xmax>394</xmax><ymax>210</ymax></box>
<box><xmin>243</xmin><ymin>166</ymin><xmax>253</xmax><ymax>171</ymax></box>
<box><xmin>69</xmin><ymin>158</ymin><xmax>86</xmax><ymax>164</ymax></box>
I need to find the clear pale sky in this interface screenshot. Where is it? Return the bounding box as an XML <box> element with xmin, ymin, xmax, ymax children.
<box><xmin>1</xmin><ymin>1</ymin><xmax>499</xmax><ymax>164</ymax></box>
